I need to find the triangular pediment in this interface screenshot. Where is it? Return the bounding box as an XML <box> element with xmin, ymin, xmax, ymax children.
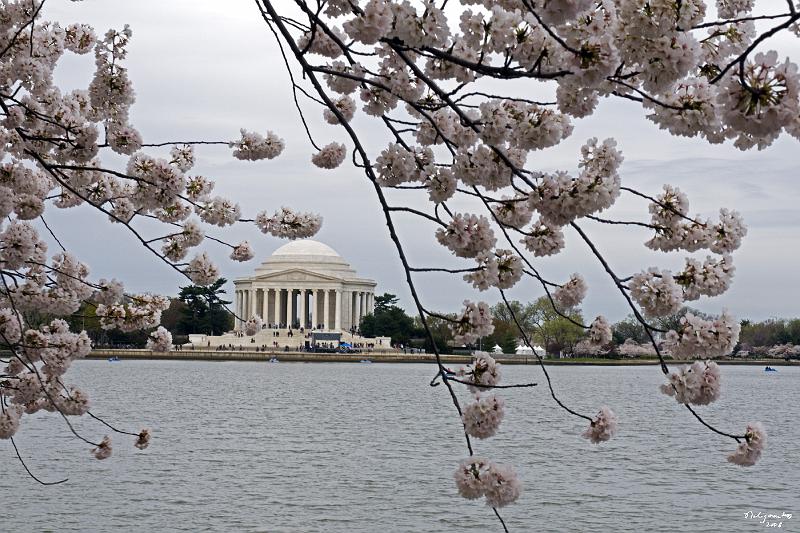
<box><xmin>253</xmin><ymin>268</ymin><xmax>343</xmax><ymax>283</ymax></box>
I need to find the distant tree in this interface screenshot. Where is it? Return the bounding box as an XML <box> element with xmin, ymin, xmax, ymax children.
<box><xmin>612</xmin><ymin>307</ymin><xmax>710</xmax><ymax>346</ymax></box>
<box><xmin>374</xmin><ymin>293</ymin><xmax>400</xmax><ymax>313</ymax></box>
<box><xmin>788</xmin><ymin>319</ymin><xmax>800</xmax><ymax>345</ymax></box>
<box><xmin>160</xmin><ymin>299</ymin><xmax>186</xmax><ymax>333</ymax></box>
<box><xmin>66</xmin><ymin>302</ymin><xmax>150</xmax><ymax>348</ymax></box>
<box><xmin>528</xmin><ymin>297</ymin><xmax>585</xmax><ymax>356</ymax></box>
<box><xmin>486</xmin><ymin>298</ymin><xmax>583</xmax><ymax>356</ymax></box>
<box><xmin>177</xmin><ymin>278</ymin><xmax>233</xmax><ymax>335</ymax></box>
<box><xmin>652</xmin><ymin>306</ymin><xmax>710</xmax><ymax>332</ymax></box>
<box><xmin>412</xmin><ymin>313</ymin><xmax>456</xmax><ymax>354</ymax></box>
<box><xmin>360</xmin><ymin>293</ymin><xmax>416</xmax><ymax>345</ymax></box>
<box><xmin>739</xmin><ymin>318</ymin><xmax>791</xmax><ymax>347</ymax></box>
<box><xmin>611</xmin><ymin>315</ymin><xmax>649</xmax><ymax>345</ymax></box>
<box><xmin>485</xmin><ymin>301</ymin><xmax>529</xmax><ymax>355</ymax></box>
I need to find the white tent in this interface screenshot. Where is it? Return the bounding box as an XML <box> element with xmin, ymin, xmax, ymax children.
<box><xmin>492</xmin><ymin>344</ymin><xmax>503</xmax><ymax>354</ymax></box>
<box><xmin>515</xmin><ymin>344</ymin><xmax>545</xmax><ymax>356</ymax></box>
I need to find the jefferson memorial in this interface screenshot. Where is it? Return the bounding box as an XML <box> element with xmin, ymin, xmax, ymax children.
<box><xmin>233</xmin><ymin>239</ymin><xmax>376</xmax><ymax>331</ymax></box>
<box><xmin>189</xmin><ymin>240</ymin><xmax>387</xmax><ymax>350</ymax></box>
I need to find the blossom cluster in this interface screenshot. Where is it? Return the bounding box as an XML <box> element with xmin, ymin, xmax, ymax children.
<box><xmin>230</xmin><ymin>129</ymin><xmax>285</xmax><ymax>161</ymax></box>
<box><xmin>663</xmin><ymin>311</ymin><xmax>741</xmax><ymax>359</ymax></box>
<box><xmin>629</xmin><ymin>268</ymin><xmax>683</xmax><ymax>318</ymax></box>
<box><xmin>453</xmin><ymin>457</ymin><xmax>522</xmax><ymax>508</ymax></box>
<box><xmin>463</xmin><ymin>250</ymin><xmax>523</xmax><ymax>291</ymax></box>
<box><xmin>675</xmin><ymin>255</ymin><xmax>735</xmax><ymax>301</ymax></box>
<box><xmin>95</xmin><ymin>294</ymin><xmax>170</xmax><ymax>332</ymax></box>
<box><xmin>244</xmin><ymin>315</ymin><xmax>263</xmax><ymax>336</ymax></box>
<box><xmin>645</xmin><ymin>186</ymin><xmax>747</xmax><ymax>255</ymax></box>
<box><xmin>462</xmin><ymin>394</ymin><xmax>505</xmax><ymax>439</ymax></box>
<box><xmin>531</xmin><ymin>138</ymin><xmax>623</xmax><ymax>226</ymax></box>
<box><xmin>727</xmin><ymin>422</ymin><xmax>767</xmax><ymax>466</ymax></box>
<box><xmin>588</xmin><ymin>316</ymin><xmax>613</xmax><ymax>346</ymax></box>
<box><xmin>436</xmin><ymin>213</ymin><xmax>496</xmax><ymax>259</ymax></box>
<box><xmin>0</xmin><ymin>318</ymin><xmax>96</xmax><ymax>438</ymax></box>
<box><xmin>255</xmin><ymin>207</ymin><xmax>323</xmax><ymax>239</ymax></box>
<box><xmin>146</xmin><ymin>326</ymin><xmax>173</xmax><ymax>352</ymax></box>
<box><xmin>311</xmin><ymin>142</ymin><xmax>347</xmax><ymax>169</ymax></box>
<box><xmin>553</xmin><ymin>274</ymin><xmax>588</xmax><ymax>310</ymax></box>
<box><xmin>581</xmin><ymin>406</ymin><xmax>618</xmax><ymax>444</ymax></box>
<box><xmin>451</xmin><ymin>302</ymin><xmax>495</xmax><ymax>346</ymax></box>
<box><xmin>659</xmin><ymin>361</ymin><xmax>722</xmax><ymax>405</ymax></box>
<box><xmin>456</xmin><ymin>353</ymin><xmax>502</xmax><ymax>392</ymax></box>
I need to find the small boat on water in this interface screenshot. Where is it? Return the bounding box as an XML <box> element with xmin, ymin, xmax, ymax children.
<box><xmin>765</xmin><ymin>366</ymin><xmax>778</xmax><ymax>372</ymax></box>
<box><xmin>360</xmin><ymin>359</ymin><xmax>372</xmax><ymax>364</ymax></box>
<box><xmin>268</xmin><ymin>357</ymin><xmax>279</xmax><ymax>363</ymax></box>
<box><xmin>108</xmin><ymin>356</ymin><xmax>120</xmax><ymax>362</ymax></box>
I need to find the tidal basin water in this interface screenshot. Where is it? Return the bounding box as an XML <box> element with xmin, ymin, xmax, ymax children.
<box><xmin>2</xmin><ymin>361</ymin><xmax>798</xmax><ymax>532</ymax></box>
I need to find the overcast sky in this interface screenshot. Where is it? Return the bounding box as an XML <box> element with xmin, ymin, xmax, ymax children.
<box><xmin>41</xmin><ymin>0</ymin><xmax>800</xmax><ymax>323</ymax></box>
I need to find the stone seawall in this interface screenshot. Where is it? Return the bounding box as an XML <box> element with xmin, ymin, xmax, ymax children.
<box><xmin>85</xmin><ymin>349</ymin><xmax>800</xmax><ymax>366</ymax></box>
<box><xmin>89</xmin><ymin>349</ymin><xmax>473</xmax><ymax>364</ymax></box>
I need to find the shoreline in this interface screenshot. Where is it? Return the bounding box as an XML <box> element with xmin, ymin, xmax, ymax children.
<box><xmin>86</xmin><ymin>349</ymin><xmax>800</xmax><ymax>366</ymax></box>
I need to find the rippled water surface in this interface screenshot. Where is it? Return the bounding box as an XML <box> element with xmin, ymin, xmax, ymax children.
<box><xmin>2</xmin><ymin>361</ymin><xmax>798</xmax><ymax>532</ymax></box>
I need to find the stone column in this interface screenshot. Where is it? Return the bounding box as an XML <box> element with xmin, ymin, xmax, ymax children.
<box><xmin>267</xmin><ymin>289</ymin><xmax>274</xmax><ymax>326</ymax></box>
<box><xmin>355</xmin><ymin>291</ymin><xmax>362</xmax><ymax>328</ymax></box>
<box><xmin>234</xmin><ymin>290</ymin><xmax>240</xmax><ymax>330</ymax></box>
<box><xmin>334</xmin><ymin>289</ymin><xmax>342</xmax><ymax>331</ymax></box>
<box><xmin>241</xmin><ymin>290</ymin><xmax>246</xmax><ymax>327</ymax></box>
<box><xmin>345</xmin><ymin>290</ymin><xmax>352</xmax><ymax>330</ymax></box>
<box><xmin>298</xmin><ymin>289</ymin><xmax>305</xmax><ymax>328</ymax></box>
<box><xmin>312</xmin><ymin>289</ymin><xmax>319</xmax><ymax>329</ymax></box>
<box><xmin>286</xmin><ymin>289</ymin><xmax>294</xmax><ymax>328</ymax></box>
<box><xmin>261</xmin><ymin>288</ymin><xmax>267</xmax><ymax>321</ymax></box>
<box><xmin>275</xmin><ymin>289</ymin><xmax>282</xmax><ymax>327</ymax></box>
<box><xmin>323</xmin><ymin>289</ymin><xmax>330</xmax><ymax>330</ymax></box>
<box><xmin>250</xmin><ymin>288</ymin><xmax>257</xmax><ymax>319</ymax></box>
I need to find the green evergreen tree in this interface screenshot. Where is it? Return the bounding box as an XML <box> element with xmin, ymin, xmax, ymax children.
<box><xmin>177</xmin><ymin>278</ymin><xmax>233</xmax><ymax>335</ymax></box>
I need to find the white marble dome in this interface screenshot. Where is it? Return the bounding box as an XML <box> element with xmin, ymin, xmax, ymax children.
<box><xmin>272</xmin><ymin>239</ymin><xmax>340</xmax><ymax>258</ymax></box>
<box><xmin>255</xmin><ymin>239</ymin><xmax>356</xmax><ymax>277</ymax></box>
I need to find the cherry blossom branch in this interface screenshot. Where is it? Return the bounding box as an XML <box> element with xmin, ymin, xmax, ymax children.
<box><xmin>447</xmin><ymin>377</ymin><xmax>538</xmax><ymax>390</ymax></box>
<box><xmin>86</xmin><ymin>411</ymin><xmax>139</xmax><ymax>437</ymax></box>
<box><xmin>38</xmin><ymin>215</ymin><xmax>66</xmax><ymax>252</ymax></box>
<box><xmin>498</xmin><ymin>290</ymin><xmax>592</xmax><ymax>423</ymax></box>
<box><xmin>136</xmin><ymin>140</ymin><xmax>230</xmax><ymax>147</ymax></box>
<box><xmin>568</xmin><ymin>222</ymin><xmax>746</xmax><ymax>442</ymax></box>
<box><xmin>710</xmin><ymin>12</ymin><xmax>800</xmax><ymax>84</ymax></box>
<box><xmin>0</xmin><ymin>0</ymin><xmax>46</xmax><ymax>60</ymax></box>
<box><xmin>9</xmin><ymin>435</ymin><xmax>68</xmax><ymax>485</ymax></box>
<box><xmin>691</xmin><ymin>12</ymin><xmax>794</xmax><ymax>30</ymax></box>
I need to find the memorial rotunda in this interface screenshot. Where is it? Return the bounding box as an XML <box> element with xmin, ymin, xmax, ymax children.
<box><xmin>233</xmin><ymin>240</ymin><xmax>377</xmax><ymax>332</ymax></box>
